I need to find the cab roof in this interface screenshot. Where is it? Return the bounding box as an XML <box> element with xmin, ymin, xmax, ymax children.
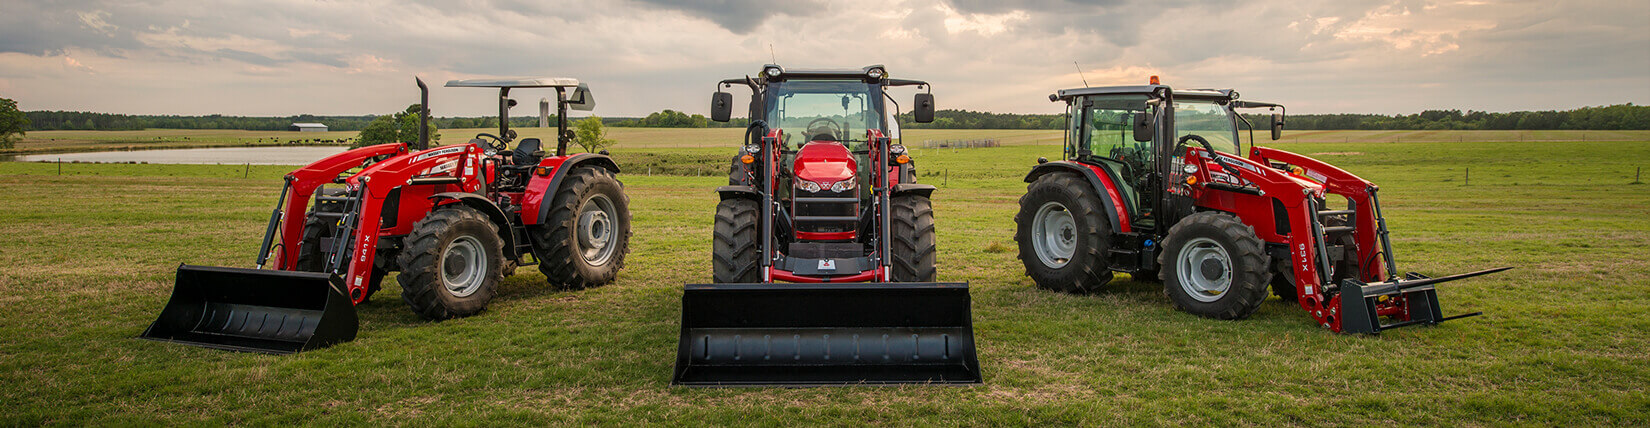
<box><xmin>1053</xmin><ymin>85</ymin><xmax>1234</xmax><ymax>101</ymax></box>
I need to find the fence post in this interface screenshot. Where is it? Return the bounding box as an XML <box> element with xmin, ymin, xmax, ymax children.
<box><xmin>58</xmin><ymin>158</ymin><xmax>63</xmax><ymax>175</ymax></box>
<box><xmin>1465</xmin><ymin>167</ymin><xmax>1469</xmax><ymax>186</ymax></box>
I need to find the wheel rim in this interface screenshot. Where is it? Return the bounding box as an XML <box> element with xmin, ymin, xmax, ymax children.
<box><xmin>441</xmin><ymin>235</ymin><xmax>486</xmax><ymax>297</ymax></box>
<box><xmin>1176</xmin><ymin>237</ymin><xmax>1232</xmax><ymax>302</ymax></box>
<box><xmin>1031</xmin><ymin>201</ymin><xmax>1078</xmax><ymax>268</ymax></box>
<box><xmin>576</xmin><ymin>193</ymin><xmax>618</xmax><ymax>266</ymax></box>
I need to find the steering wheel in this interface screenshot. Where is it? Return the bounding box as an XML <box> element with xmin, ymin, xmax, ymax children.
<box><xmin>473</xmin><ymin>133</ymin><xmax>509</xmax><ymax>153</ymax></box>
<box><xmin>1178</xmin><ymin>134</ymin><xmax>1244</xmax><ymax>181</ymax></box>
<box><xmin>804</xmin><ymin>118</ymin><xmax>843</xmax><ymax>141</ymax></box>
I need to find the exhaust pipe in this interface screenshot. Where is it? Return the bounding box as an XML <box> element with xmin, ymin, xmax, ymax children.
<box><xmin>416</xmin><ymin>77</ymin><xmax>430</xmax><ymax>150</ymax></box>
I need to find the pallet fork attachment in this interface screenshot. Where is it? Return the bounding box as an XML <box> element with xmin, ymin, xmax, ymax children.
<box><xmin>1337</xmin><ymin>266</ymin><xmax>1512</xmax><ymax>334</ymax></box>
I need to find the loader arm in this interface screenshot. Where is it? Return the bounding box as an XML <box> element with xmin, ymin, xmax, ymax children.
<box><xmin>332</xmin><ymin>144</ymin><xmax>484</xmax><ymax>302</ymax></box>
<box><xmin>267</xmin><ymin>143</ymin><xmax>408</xmax><ymax>270</ymax></box>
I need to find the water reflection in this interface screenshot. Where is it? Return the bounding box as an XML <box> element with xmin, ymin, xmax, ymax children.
<box><xmin>7</xmin><ymin>146</ymin><xmax>350</xmax><ymax>165</ymax></box>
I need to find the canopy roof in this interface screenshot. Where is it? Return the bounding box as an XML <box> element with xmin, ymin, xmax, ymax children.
<box><xmin>445</xmin><ymin>77</ymin><xmax>581</xmax><ymax>88</ymax></box>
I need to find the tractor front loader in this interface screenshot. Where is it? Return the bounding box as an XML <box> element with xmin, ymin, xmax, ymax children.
<box><xmin>144</xmin><ymin>77</ymin><xmax>631</xmax><ymax>353</ymax></box>
<box><xmin>1016</xmin><ymin>77</ymin><xmax>1508</xmax><ymax>333</ymax></box>
<box><xmin>672</xmin><ymin>65</ymin><xmax>981</xmax><ymax>386</ymax></box>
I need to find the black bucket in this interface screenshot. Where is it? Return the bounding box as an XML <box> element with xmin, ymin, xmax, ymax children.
<box><xmin>672</xmin><ymin>282</ymin><xmax>982</xmax><ymax>386</ymax></box>
<box><xmin>140</xmin><ymin>264</ymin><xmax>358</xmax><ymax>354</ymax></box>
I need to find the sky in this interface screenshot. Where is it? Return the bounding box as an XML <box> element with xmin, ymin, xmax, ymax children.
<box><xmin>0</xmin><ymin>0</ymin><xmax>1646</xmax><ymax>117</ymax></box>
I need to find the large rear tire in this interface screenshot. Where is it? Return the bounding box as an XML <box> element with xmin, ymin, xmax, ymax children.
<box><xmin>1015</xmin><ymin>173</ymin><xmax>1114</xmax><ymax>293</ymax></box>
<box><xmin>295</xmin><ymin>212</ymin><xmax>385</xmax><ymax>302</ymax></box>
<box><xmin>396</xmin><ymin>206</ymin><xmax>505</xmax><ymax>320</ymax></box>
<box><xmin>890</xmin><ymin>194</ymin><xmax>937</xmax><ymax>282</ymax></box>
<box><xmin>533</xmin><ymin>166</ymin><xmax>631</xmax><ymax>289</ymax></box>
<box><xmin>1159</xmin><ymin>211</ymin><xmax>1271</xmax><ymax>320</ymax></box>
<box><xmin>712</xmin><ymin>197</ymin><xmax>761</xmax><ymax>283</ymax></box>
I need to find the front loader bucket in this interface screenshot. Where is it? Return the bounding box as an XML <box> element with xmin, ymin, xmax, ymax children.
<box><xmin>141</xmin><ymin>264</ymin><xmax>357</xmax><ymax>354</ymax></box>
<box><xmin>672</xmin><ymin>282</ymin><xmax>981</xmax><ymax>387</ymax></box>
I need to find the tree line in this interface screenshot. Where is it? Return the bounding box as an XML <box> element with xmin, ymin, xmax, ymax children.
<box><xmin>19</xmin><ymin>103</ymin><xmax>1649</xmax><ymax>132</ymax></box>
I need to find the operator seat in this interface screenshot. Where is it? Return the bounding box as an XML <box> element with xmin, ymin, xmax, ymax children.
<box><xmin>513</xmin><ymin>138</ymin><xmax>543</xmax><ymax>165</ymax></box>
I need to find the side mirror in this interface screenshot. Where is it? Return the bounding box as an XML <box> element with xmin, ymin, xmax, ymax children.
<box><xmin>568</xmin><ymin>84</ymin><xmax>595</xmax><ymax>111</ymax></box>
<box><xmin>1270</xmin><ymin>113</ymin><xmax>1284</xmax><ymax>140</ymax></box>
<box><xmin>710</xmin><ymin>91</ymin><xmax>733</xmax><ymax>122</ymax></box>
<box><xmin>1132</xmin><ymin>111</ymin><xmax>1155</xmax><ymax>142</ymax></box>
<box><xmin>913</xmin><ymin>93</ymin><xmax>935</xmax><ymax>123</ymax></box>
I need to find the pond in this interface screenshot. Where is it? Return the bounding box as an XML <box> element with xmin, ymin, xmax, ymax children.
<box><xmin>7</xmin><ymin>146</ymin><xmax>351</xmax><ymax>165</ymax></box>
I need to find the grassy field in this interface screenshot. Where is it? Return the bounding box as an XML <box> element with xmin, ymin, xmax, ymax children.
<box><xmin>1</xmin><ymin>130</ymin><xmax>1648</xmax><ymax>425</ymax></box>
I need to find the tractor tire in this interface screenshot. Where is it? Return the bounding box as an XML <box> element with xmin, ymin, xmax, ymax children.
<box><xmin>295</xmin><ymin>213</ymin><xmax>385</xmax><ymax>302</ymax></box>
<box><xmin>712</xmin><ymin>197</ymin><xmax>761</xmax><ymax>283</ymax></box>
<box><xmin>532</xmin><ymin>166</ymin><xmax>631</xmax><ymax>290</ymax></box>
<box><xmin>396</xmin><ymin>205</ymin><xmax>505</xmax><ymax>320</ymax></box>
<box><xmin>1158</xmin><ymin>211</ymin><xmax>1272</xmax><ymax>320</ymax></box>
<box><xmin>1015</xmin><ymin>172</ymin><xmax>1114</xmax><ymax>293</ymax></box>
<box><xmin>890</xmin><ymin>194</ymin><xmax>938</xmax><ymax>282</ymax></box>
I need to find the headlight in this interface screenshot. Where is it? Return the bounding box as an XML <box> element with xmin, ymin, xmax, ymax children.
<box><xmin>798</xmin><ymin>180</ymin><xmax>821</xmax><ymax>192</ymax></box>
<box><xmin>888</xmin><ymin>144</ymin><xmax>906</xmax><ymax>155</ymax></box>
<box><xmin>830</xmin><ymin>179</ymin><xmax>857</xmax><ymax>193</ymax></box>
<box><xmin>744</xmin><ymin>143</ymin><xmax>761</xmax><ymax>154</ymax></box>
<box><xmin>765</xmin><ymin>67</ymin><xmax>783</xmax><ymax>77</ymax></box>
<box><xmin>867</xmin><ymin>68</ymin><xmax>885</xmax><ymax>79</ymax></box>
<box><xmin>1183</xmin><ymin>163</ymin><xmax>1199</xmax><ymax>174</ymax></box>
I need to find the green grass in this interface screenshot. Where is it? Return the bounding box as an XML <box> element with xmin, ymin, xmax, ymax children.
<box><xmin>1</xmin><ymin>131</ymin><xmax>1648</xmax><ymax>425</ymax></box>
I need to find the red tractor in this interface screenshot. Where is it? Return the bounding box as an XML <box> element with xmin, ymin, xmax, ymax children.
<box><xmin>672</xmin><ymin>65</ymin><xmax>981</xmax><ymax>386</ymax></box>
<box><xmin>1016</xmin><ymin>78</ymin><xmax>1508</xmax><ymax>333</ymax></box>
<box><xmin>143</xmin><ymin>78</ymin><xmax>631</xmax><ymax>353</ymax></box>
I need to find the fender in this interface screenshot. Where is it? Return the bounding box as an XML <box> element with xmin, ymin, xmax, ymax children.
<box><xmin>429</xmin><ymin>192</ymin><xmax>521</xmax><ymax>261</ymax></box>
<box><xmin>716</xmin><ymin>185</ymin><xmax>760</xmax><ymax>201</ymax></box>
<box><xmin>892</xmin><ymin>183</ymin><xmax>935</xmax><ymax>198</ymax></box>
<box><xmin>521</xmin><ymin>153</ymin><xmax>621</xmax><ymax>225</ymax></box>
<box><xmin>1024</xmin><ymin>161</ymin><xmax>1132</xmax><ymax>234</ymax></box>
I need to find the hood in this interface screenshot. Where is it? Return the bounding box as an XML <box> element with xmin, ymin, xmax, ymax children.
<box><xmin>793</xmin><ymin>141</ymin><xmax>857</xmax><ymax>185</ymax></box>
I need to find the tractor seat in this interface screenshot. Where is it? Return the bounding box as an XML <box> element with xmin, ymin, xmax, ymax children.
<box><xmin>513</xmin><ymin>138</ymin><xmax>543</xmax><ymax>165</ymax></box>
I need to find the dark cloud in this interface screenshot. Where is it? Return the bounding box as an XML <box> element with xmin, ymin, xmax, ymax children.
<box><xmin>628</xmin><ymin>0</ymin><xmax>826</xmax><ymax>33</ymax></box>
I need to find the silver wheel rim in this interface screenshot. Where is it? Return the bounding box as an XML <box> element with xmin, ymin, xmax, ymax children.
<box><xmin>1031</xmin><ymin>201</ymin><xmax>1078</xmax><ymax>268</ymax></box>
<box><xmin>1176</xmin><ymin>237</ymin><xmax>1232</xmax><ymax>303</ymax></box>
<box><xmin>577</xmin><ymin>193</ymin><xmax>618</xmax><ymax>266</ymax></box>
<box><xmin>441</xmin><ymin>235</ymin><xmax>486</xmax><ymax>297</ymax></box>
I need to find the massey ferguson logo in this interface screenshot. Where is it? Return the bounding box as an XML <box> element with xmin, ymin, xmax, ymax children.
<box><xmin>413</xmin><ymin>146</ymin><xmax>465</xmax><ymax>161</ymax></box>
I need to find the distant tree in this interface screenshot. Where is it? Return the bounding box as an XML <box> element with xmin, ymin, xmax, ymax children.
<box><xmin>354</xmin><ymin>104</ymin><xmax>438</xmax><ymax>148</ymax></box>
<box><xmin>0</xmin><ymin>97</ymin><xmax>28</xmax><ymax>149</ymax></box>
<box><xmin>571</xmin><ymin>116</ymin><xmax>615</xmax><ymax>153</ymax></box>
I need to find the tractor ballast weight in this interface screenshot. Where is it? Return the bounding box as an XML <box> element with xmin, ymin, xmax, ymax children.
<box><xmin>141</xmin><ymin>265</ymin><xmax>356</xmax><ymax>354</ymax></box>
<box><xmin>144</xmin><ymin>77</ymin><xmax>628</xmax><ymax>353</ymax></box>
<box><xmin>675</xmin><ymin>65</ymin><xmax>980</xmax><ymax>386</ymax></box>
<box><xmin>1017</xmin><ymin>80</ymin><xmax>1508</xmax><ymax>333</ymax></box>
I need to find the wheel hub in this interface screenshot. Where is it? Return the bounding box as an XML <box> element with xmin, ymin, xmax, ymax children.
<box><xmin>441</xmin><ymin>235</ymin><xmax>486</xmax><ymax>298</ymax></box>
<box><xmin>576</xmin><ymin>194</ymin><xmax>619</xmax><ymax>265</ymax></box>
<box><xmin>1031</xmin><ymin>201</ymin><xmax>1078</xmax><ymax>268</ymax></box>
<box><xmin>1176</xmin><ymin>237</ymin><xmax>1232</xmax><ymax>303</ymax></box>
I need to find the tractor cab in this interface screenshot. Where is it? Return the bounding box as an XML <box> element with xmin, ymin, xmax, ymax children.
<box><xmin>443</xmin><ymin>77</ymin><xmax>595</xmax><ymax>190</ymax></box>
<box><xmin>1053</xmin><ymin>84</ymin><xmax>1280</xmax><ymax>233</ymax></box>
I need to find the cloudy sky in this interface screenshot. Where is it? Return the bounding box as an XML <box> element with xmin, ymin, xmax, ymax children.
<box><xmin>1</xmin><ymin>0</ymin><xmax>1646</xmax><ymax>117</ymax></box>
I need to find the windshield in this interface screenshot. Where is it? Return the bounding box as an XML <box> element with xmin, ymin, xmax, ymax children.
<box><xmin>1072</xmin><ymin>94</ymin><xmax>1153</xmax><ymax>165</ymax></box>
<box><xmin>1173</xmin><ymin>99</ymin><xmax>1239</xmax><ymax>155</ymax></box>
<box><xmin>766</xmin><ymin>80</ymin><xmax>882</xmax><ymax>151</ymax></box>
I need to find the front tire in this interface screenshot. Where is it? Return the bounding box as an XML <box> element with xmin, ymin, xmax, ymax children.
<box><xmin>1159</xmin><ymin>211</ymin><xmax>1271</xmax><ymax>319</ymax></box>
<box><xmin>396</xmin><ymin>206</ymin><xmax>505</xmax><ymax>320</ymax></box>
<box><xmin>1015</xmin><ymin>173</ymin><xmax>1114</xmax><ymax>293</ymax></box>
<box><xmin>712</xmin><ymin>198</ymin><xmax>760</xmax><ymax>283</ymax></box>
<box><xmin>533</xmin><ymin>166</ymin><xmax>632</xmax><ymax>289</ymax></box>
<box><xmin>890</xmin><ymin>194</ymin><xmax>937</xmax><ymax>282</ymax></box>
